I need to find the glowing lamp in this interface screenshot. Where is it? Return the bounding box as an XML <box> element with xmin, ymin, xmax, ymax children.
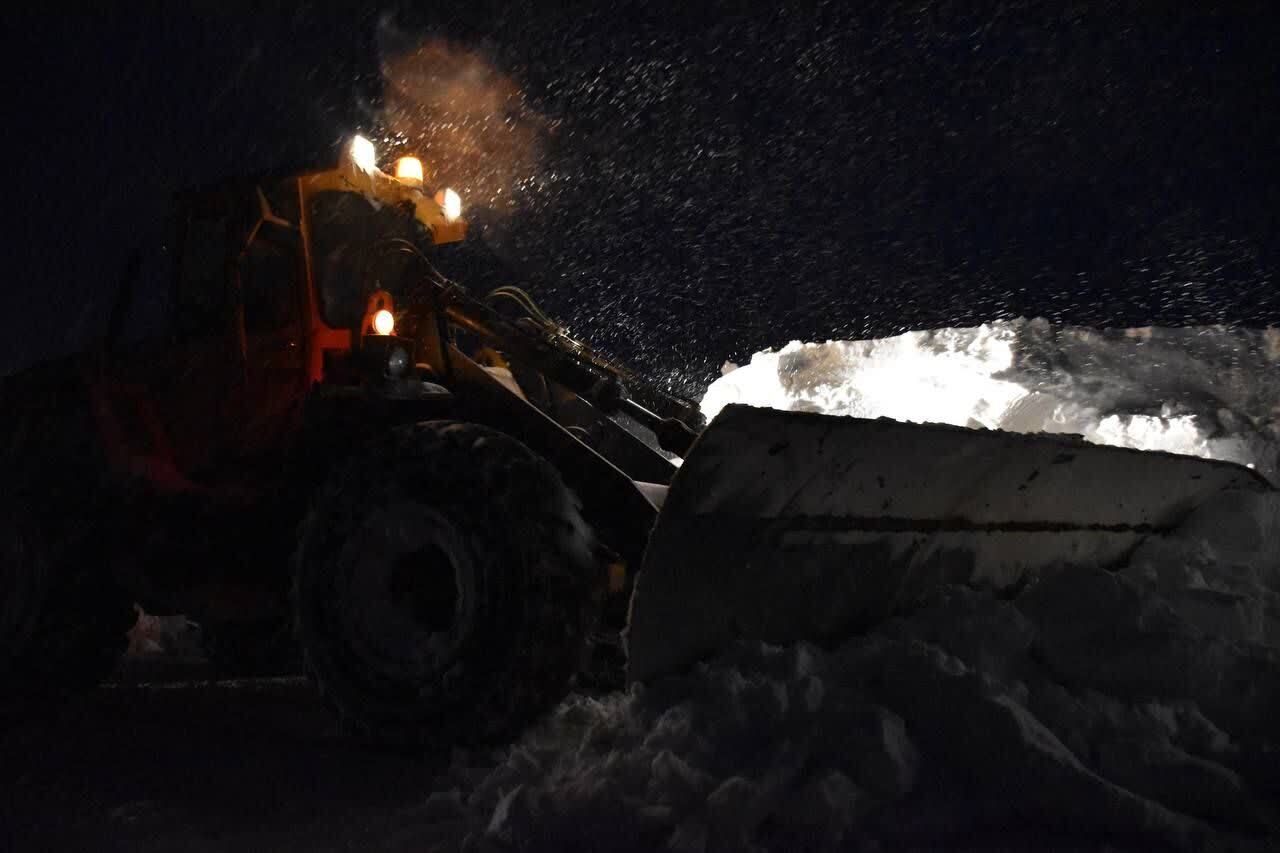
<box><xmin>436</xmin><ymin>188</ymin><xmax>462</xmax><ymax>222</ymax></box>
<box><xmin>395</xmin><ymin>156</ymin><xmax>424</xmax><ymax>186</ymax></box>
<box><xmin>350</xmin><ymin>135</ymin><xmax>377</xmax><ymax>172</ymax></box>
<box><xmin>372</xmin><ymin>309</ymin><xmax>395</xmax><ymax>336</ymax></box>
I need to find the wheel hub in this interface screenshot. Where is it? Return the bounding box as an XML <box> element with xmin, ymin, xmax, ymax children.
<box><xmin>342</xmin><ymin>504</ymin><xmax>477</xmax><ymax>681</ymax></box>
<box><xmin>387</xmin><ymin>544</ymin><xmax>459</xmax><ymax>634</ymax></box>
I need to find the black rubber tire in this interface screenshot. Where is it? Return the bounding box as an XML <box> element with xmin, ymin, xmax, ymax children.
<box><xmin>293</xmin><ymin>420</ymin><xmax>605</xmax><ymax>747</ymax></box>
<box><xmin>1</xmin><ymin>503</ymin><xmax>133</xmax><ymax>699</ymax></box>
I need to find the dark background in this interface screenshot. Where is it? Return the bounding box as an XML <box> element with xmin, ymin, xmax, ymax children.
<box><xmin>6</xmin><ymin>3</ymin><xmax>1279</xmax><ymax>392</ymax></box>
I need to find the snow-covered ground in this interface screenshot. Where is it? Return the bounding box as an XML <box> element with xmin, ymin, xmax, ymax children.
<box><xmin>413</xmin><ymin>526</ymin><xmax>1280</xmax><ymax>851</ymax></box>
<box><xmin>407</xmin><ymin>320</ymin><xmax>1280</xmax><ymax>852</ymax></box>
<box><xmin>703</xmin><ymin>318</ymin><xmax>1280</xmax><ymax>485</ymax></box>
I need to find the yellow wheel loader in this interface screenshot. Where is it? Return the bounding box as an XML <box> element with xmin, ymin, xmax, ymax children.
<box><xmin>1</xmin><ymin>137</ymin><xmax>1271</xmax><ymax>744</ymax></box>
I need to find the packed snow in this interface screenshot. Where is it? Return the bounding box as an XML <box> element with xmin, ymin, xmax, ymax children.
<box><xmin>416</xmin><ymin>538</ymin><xmax>1280</xmax><ymax>851</ymax></box>
<box><xmin>397</xmin><ymin>320</ymin><xmax>1279</xmax><ymax>852</ymax></box>
<box><xmin>702</xmin><ymin>318</ymin><xmax>1280</xmax><ymax>484</ymax></box>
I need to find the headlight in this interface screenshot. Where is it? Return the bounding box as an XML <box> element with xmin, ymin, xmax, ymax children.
<box><xmin>395</xmin><ymin>156</ymin><xmax>424</xmax><ymax>187</ymax></box>
<box><xmin>387</xmin><ymin>346</ymin><xmax>411</xmax><ymax>378</ymax></box>
<box><xmin>350</xmin><ymin>135</ymin><xmax>377</xmax><ymax>172</ymax></box>
<box><xmin>438</xmin><ymin>188</ymin><xmax>462</xmax><ymax>222</ymax></box>
<box><xmin>372</xmin><ymin>309</ymin><xmax>395</xmax><ymax>336</ymax></box>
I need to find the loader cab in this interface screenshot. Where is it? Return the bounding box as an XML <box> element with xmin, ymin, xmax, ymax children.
<box><xmin>164</xmin><ymin>144</ymin><xmax>472</xmax><ymax>470</ymax></box>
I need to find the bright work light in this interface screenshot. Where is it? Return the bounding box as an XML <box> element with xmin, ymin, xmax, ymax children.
<box><xmin>395</xmin><ymin>156</ymin><xmax>424</xmax><ymax>186</ymax></box>
<box><xmin>350</xmin><ymin>135</ymin><xmax>377</xmax><ymax>172</ymax></box>
<box><xmin>439</xmin><ymin>188</ymin><xmax>462</xmax><ymax>222</ymax></box>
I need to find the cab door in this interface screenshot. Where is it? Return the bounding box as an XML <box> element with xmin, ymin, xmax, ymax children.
<box><xmin>141</xmin><ymin>203</ymin><xmax>236</xmax><ymax>479</ymax></box>
<box><xmin>229</xmin><ymin>193</ymin><xmax>308</xmax><ymax>463</ymax></box>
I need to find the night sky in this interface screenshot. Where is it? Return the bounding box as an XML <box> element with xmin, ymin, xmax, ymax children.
<box><xmin>7</xmin><ymin>4</ymin><xmax>1279</xmax><ymax>394</ymax></box>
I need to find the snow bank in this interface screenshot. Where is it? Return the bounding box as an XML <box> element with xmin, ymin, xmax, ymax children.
<box><xmin>407</xmin><ymin>492</ymin><xmax>1280</xmax><ymax>851</ymax></box>
<box><xmin>702</xmin><ymin>318</ymin><xmax>1280</xmax><ymax>484</ymax></box>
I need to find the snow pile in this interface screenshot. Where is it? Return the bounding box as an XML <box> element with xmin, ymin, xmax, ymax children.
<box><xmin>409</xmin><ymin>493</ymin><xmax>1280</xmax><ymax>851</ymax></box>
<box><xmin>702</xmin><ymin>318</ymin><xmax>1280</xmax><ymax>484</ymax></box>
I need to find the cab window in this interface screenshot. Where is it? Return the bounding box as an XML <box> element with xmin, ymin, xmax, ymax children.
<box><xmin>240</xmin><ymin>233</ymin><xmax>298</xmax><ymax>334</ymax></box>
<box><xmin>177</xmin><ymin>213</ymin><xmax>228</xmax><ymax>339</ymax></box>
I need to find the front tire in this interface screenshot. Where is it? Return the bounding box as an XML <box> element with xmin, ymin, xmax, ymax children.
<box><xmin>293</xmin><ymin>421</ymin><xmax>604</xmax><ymax>747</ymax></box>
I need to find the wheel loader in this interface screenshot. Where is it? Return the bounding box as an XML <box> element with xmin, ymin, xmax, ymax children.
<box><xmin>1</xmin><ymin>137</ymin><xmax>1272</xmax><ymax>744</ymax></box>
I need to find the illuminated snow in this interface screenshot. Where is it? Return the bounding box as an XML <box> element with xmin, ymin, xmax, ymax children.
<box><xmin>702</xmin><ymin>318</ymin><xmax>1280</xmax><ymax>482</ymax></box>
<box><xmin>703</xmin><ymin>324</ymin><xmax>1025</xmax><ymax>428</ymax></box>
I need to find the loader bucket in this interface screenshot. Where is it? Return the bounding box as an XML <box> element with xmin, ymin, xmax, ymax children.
<box><xmin>625</xmin><ymin>404</ymin><xmax>1270</xmax><ymax>683</ymax></box>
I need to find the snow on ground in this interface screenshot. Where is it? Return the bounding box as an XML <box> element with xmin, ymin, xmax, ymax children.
<box><xmin>702</xmin><ymin>318</ymin><xmax>1280</xmax><ymax>484</ymax></box>
<box><xmin>400</xmin><ymin>321</ymin><xmax>1280</xmax><ymax>852</ymax></box>
<box><xmin>415</xmin><ymin>530</ymin><xmax>1280</xmax><ymax>851</ymax></box>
